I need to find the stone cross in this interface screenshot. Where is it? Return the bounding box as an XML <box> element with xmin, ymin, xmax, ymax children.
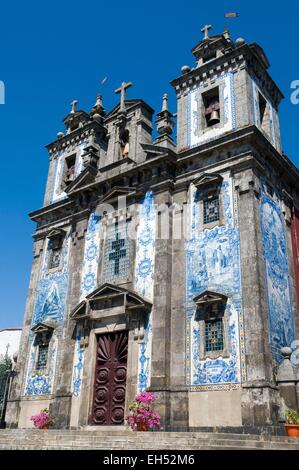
<box><xmin>201</xmin><ymin>24</ymin><xmax>212</xmax><ymax>40</ymax></box>
<box><xmin>70</xmin><ymin>100</ymin><xmax>78</xmax><ymax>114</ymax></box>
<box><xmin>114</xmin><ymin>81</ymin><xmax>132</xmax><ymax>111</ymax></box>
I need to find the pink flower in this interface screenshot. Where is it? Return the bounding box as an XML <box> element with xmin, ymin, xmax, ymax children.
<box><xmin>126</xmin><ymin>392</ymin><xmax>161</xmax><ymax>430</ymax></box>
<box><xmin>30</xmin><ymin>408</ymin><xmax>54</xmax><ymax>429</ymax></box>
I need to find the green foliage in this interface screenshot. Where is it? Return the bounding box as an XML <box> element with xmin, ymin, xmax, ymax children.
<box><xmin>285</xmin><ymin>409</ymin><xmax>299</xmax><ymax>425</ymax></box>
<box><xmin>0</xmin><ymin>355</ymin><xmax>12</xmax><ymax>381</ymax></box>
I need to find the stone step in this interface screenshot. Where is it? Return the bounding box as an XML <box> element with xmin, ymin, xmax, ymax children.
<box><xmin>1</xmin><ymin>429</ymin><xmax>299</xmax><ymax>450</ymax></box>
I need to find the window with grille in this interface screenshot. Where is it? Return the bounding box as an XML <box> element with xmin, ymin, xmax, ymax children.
<box><xmin>36</xmin><ymin>344</ymin><xmax>49</xmax><ymax>370</ymax></box>
<box><xmin>203</xmin><ymin>195</ymin><xmax>219</xmax><ymax>224</ymax></box>
<box><xmin>205</xmin><ymin>317</ymin><xmax>224</xmax><ymax>352</ymax></box>
<box><xmin>103</xmin><ymin>221</ymin><xmax>130</xmax><ymax>282</ymax></box>
<box><xmin>48</xmin><ymin>247</ymin><xmax>62</xmax><ymax>269</ymax></box>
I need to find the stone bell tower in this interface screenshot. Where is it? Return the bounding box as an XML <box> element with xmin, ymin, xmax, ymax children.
<box><xmin>168</xmin><ymin>25</ymin><xmax>298</xmax><ymax>428</ymax></box>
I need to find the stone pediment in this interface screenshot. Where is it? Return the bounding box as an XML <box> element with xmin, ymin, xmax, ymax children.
<box><xmin>193</xmin><ymin>172</ymin><xmax>223</xmax><ymax>189</ymax></box>
<box><xmin>193</xmin><ymin>290</ymin><xmax>227</xmax><ymax>305</ymax></box>
<box><xmin>31</xmin><ymin>322</ymin><xmax>55</xmax><ymax>334</ymax></box>
<box><xmin>64</xmin><ymin>166</ymin><xmax>97</xmax><ymax>195</ymax></box>
<box><xmin>70</xmin><ymin>283</ymin><xmax>152</xmax><ymax>322</ymax></box>
<box><xmin>105</xmin><ymin>99</ymin><xmax>154</xmax><ymax>120</ymax></box>
<box><xmin>99</xmin><ymin>187</ymin><xmax>138</xmax><ymax>205</ymax></box>
<box><xmin>70</xmin><ymin>301</ymin><xmax>87</xmax><ymax>321</ymax></box>
<box><xmin>47</xmin><ymin>228</ymin><xmax>66</xmax><ymax>239</ymax></box>
<box><xmin>141</xmin><ymin>143</ymin><xmax>177</xmax><ymax>160</ymax></box>
<box><xmin>191</xmin><ymin>35</ymin><xmax>232</xmax><ymax>60</ymax></box>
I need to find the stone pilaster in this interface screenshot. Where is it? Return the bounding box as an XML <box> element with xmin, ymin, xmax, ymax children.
<box><xmin>147</xmin><ymin>190</ymin><xmax>172</xmax><ymax>428</ymax></box>
<box><xmin>49</xmin><ymin>217</ymin><xmax>88</xmax><ymax>428</ymax></box>
<box><xmin>234</xmin><ymin>167</ymin><xmax>280</xmax><ymax>426</ymax></box>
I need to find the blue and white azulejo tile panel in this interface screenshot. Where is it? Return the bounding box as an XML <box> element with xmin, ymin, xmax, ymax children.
<box><xmin>187</xmin><ymin>72</ymin><xmax>236</xmax><ymax>148</ymax></box>
<box><xmin>71</xmin><ymin>325</ymin><xmax>85</xmax><ymax>397</ymax></box>
<box><xmin>134</xmin><ymin>191</ymin><xmax>156</xmax><ymax>302</ymax></box>
<box><xmin>24</xmin><ymin>333</ymin><xmax>58</xmax><ymax>396</ymax></box>
<box><xmin>137</xmin><ymin>313</ymin><xmax>152</xmax><ymax>392</ymax></box>
<box><xmin>80</xmin><ymin>211</ymin><xmax>102</xmax><ymax>301</ymax></box>
<box><xmin>259</xmin><ymin>179</ymin><xmax>295</xmax><ymax>363</ymax></box>
<box><xmin>51</xmin><ymin>142</ymin><xmax>87</xmax><ymax>203</ymax></box>
<box><xmin>25</xmin><ymin>231</ymin><xmax>71</xmax><ymax>396</ymax></box>
<box><xmin>33</xmin><ymin>231</ymin><xmax>71</xmax><ymax>326</ymax></box>
<box><xmin>135</xmin><ymin>192</ymin><xmax>156</xmax><ymax>392</ymax></box>
<box><xmin>186</xmin><ymin>175</ymin><xmax>245</xmax><ymax>391</ymax></box>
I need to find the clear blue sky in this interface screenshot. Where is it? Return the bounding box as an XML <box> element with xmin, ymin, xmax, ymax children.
<box><xmin>0</xmin><ymin>1</ymin><xmax>298</xmax><ymax>328</ymax></box>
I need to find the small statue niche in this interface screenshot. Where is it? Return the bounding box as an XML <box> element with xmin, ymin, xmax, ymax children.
<box><xmin>119</xmin><ymin>127</ymin><xmax>130</xmax><ymax>159</ymax></box>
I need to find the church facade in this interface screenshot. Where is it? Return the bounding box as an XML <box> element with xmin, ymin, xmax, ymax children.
<box><xmin>7</xmin><ymin>26</ymin><xmax>299</xmax><ymax>430</ymax></box>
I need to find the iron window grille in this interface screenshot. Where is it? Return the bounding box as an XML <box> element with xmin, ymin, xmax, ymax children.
<box><xmin>203</xmin><ymin>195</ymin><xmax>220</xmax><ymax>224</ymax></box>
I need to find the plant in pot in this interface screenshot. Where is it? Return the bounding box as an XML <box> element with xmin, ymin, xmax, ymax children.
<box><xmin>126</xmin><ymin>391</ymin><xmax>161</xmax><ymax>431</ymax></box>
<box><xmin>30</xmin><ymin>408</ymin><xmax>54</xmax><ymax>430</ymax></box>
<box><xmin>285</xmin><ymin>409</ymin><xmax>299</xmax><ymax>437</ymax></box>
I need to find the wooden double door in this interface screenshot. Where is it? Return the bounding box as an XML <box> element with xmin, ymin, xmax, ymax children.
<box><xmin>91</xmin><ymin>330</ymin><xmax>128</xmax><ymax>425</ymax></box>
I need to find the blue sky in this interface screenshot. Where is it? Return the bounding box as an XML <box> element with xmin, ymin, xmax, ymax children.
<box><xmin>0</xmin><ymin>1</ymin><xmax>298</xmax><ymax>328</ymax></box>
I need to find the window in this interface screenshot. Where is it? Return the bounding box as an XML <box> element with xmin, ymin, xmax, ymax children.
<box><xmin>202</xmin><ymin>87</ymin><xmax>220</xmax><ymax>127</ymax></box>
<box><xmin>257</xmin><ymin>92</ymin><xmax>271</xmax><ymax>136</ymax></box>
<box><xmin>63</xmin><ymin>154</ymin><xmax>76</xmax><ymax>187</ymax></box>
<box><xmin>48</xmin><ymin>246</ymin><xmax>62</xmax><ymax>269</ymax></box>
<box><xmin>266</xmin><ymin>183</ymin><xmax>274</xmax><ymax>198</ymax></box>
<box><xmin>203</xmin><ymin>194</ymin><xmax>220</xmax><ymax>224</ymax></box>
<box><xmin>103</xmin><ymin>221</ymin><xmax>131</xmax><ymax>282</ymax></box>
<box><xmin>47</xmin><ymin>231</ymin><xmax>65</xmax><ymax>270</ymax></box>
<box><xmin>36</xmin><ymin>344</ymin><xmax>49</xmax><ymax>371</ymax></box>
<box><xmin>203</xmin><ymin>50</ymin><xmax>217</xmax><ymax>64</ymax></box>
<box><xmin>258</xmin><ymin>93</ymin><xmax>267</xmax><ymax>125</ymax></box>
<box><xmin>205</xmin><ymin>318</ymin><xmax>224</xmax><ymax>352</ymax></box>
<box><xmin>193</xmin><ymin>291</ymin><xmax>228</xmax><ymax>359</ymax></box>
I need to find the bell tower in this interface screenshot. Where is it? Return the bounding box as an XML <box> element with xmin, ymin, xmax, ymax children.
<box><xmin>171</xmin><ymin>25</ymin><xmax>283</xmax><ymax>153</ymax></box>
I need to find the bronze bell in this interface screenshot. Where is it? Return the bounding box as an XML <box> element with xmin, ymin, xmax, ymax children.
<box><xmin>209</xmin><ymin>110</ymin><xmax>220</xmax><ymax>125</ymax></box>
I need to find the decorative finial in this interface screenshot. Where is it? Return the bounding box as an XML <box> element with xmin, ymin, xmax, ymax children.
<box><xmin>181</xmin><ymin>65</ymin><xmax>191</xmax><ymax>74</ymax></box>
<box><xmin>236</xmin><ymin>37</ymin><xmax>245</xmax><ymax>46</ymax></box>
<box><xmin>201</xmin><ymin>24</ymin><xmax>212</xmax><ymax>41</ymax></box>
<box><xmin>162</xmin><ymin>93</ymin><xmax>168</xmax><ymax>112</ymax></box>
<box><xmin>223</xmin><ymin>28</ymin><xmax>230</xmax><ymax>40</ymax></box>
<box><xmin>156</xmin><ymin>93</ymin><xmax>175</xmax><ymax>138</ymax></box>
<box><xmin>70</xmin><ymin>99</ymin><xmax>78</xmax><ymax>114</ymax></box>
<box><xmin>114</xmin><ymin>81</ymin><xmax>133</xmax><ymax>112</ymax></box>
<box><xmin>95</xmin><ymin>94</ymin><xmax>103</xmax><ymax>108</ymax></box>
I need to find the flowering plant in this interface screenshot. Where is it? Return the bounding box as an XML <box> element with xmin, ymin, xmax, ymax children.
<box><xmin>126</xmin><ymin>391</ymin><xmax>161</xmax><ymax>431</ymax></box>
<box><xmin>30</xmin><ymin>408</ymin><xmax>54</xmax><ymax>429</ymax></box>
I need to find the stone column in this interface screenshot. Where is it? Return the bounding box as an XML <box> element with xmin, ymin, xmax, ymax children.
<box><xmin>234</xmin><ymin>167</ymin><xmax>280</xmax><ymax>426</ymax></box>
<box><xmin>49</xmin><ymin>217</ymin><xmax>88</xmax><ymax>428</ymax></box>
<box><xmin>147</xmin><ymin>189</ymin><xmax>172</xmax><ymax>429</ymax></box>
<box><xmin>168</xmin><ymin>190</ymin><xmax>189</xmax><ymax>430</ymax></box>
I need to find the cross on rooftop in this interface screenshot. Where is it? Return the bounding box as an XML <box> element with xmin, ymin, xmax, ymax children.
<box><xmin>114</xmin><ymin>81</ymin><xmax>132</xmax><ymax>111</ymax></box>
<box><xmin>201</xmin><ymin>24</ymin><xmax>212</xmax><ymax>40</ymax></box>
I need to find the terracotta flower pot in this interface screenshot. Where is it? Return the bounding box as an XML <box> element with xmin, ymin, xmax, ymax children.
<box><xmin>285</xmin><ymin>424</ymin><xmax>299</xmax><ymax>437</ymax></box>
<box><xmin>137</xmin><ymin>422</ymin><xmax>148</xmax><ymax>432</ymax></box>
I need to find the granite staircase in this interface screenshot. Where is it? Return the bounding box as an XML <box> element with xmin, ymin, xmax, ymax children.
<box><xmin>0</xmin><ymin>429</ymin><xmax>299</xmax><ymax>450</ymax></box>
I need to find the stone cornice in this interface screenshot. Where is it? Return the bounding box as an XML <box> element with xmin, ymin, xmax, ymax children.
<box><xmin>170</xmin><ymin>43</ymin><xmax>283</xmax><ymax>106</ymax></box>
<box><xmin>29</xmin><ymin>125</ymin><xmax>298</xmax><ymax>230</ymax></box>
<box><xmin>46</xmin><ymin>120</ymin><xmax>107</xmax><ymax>155</ymax></box>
